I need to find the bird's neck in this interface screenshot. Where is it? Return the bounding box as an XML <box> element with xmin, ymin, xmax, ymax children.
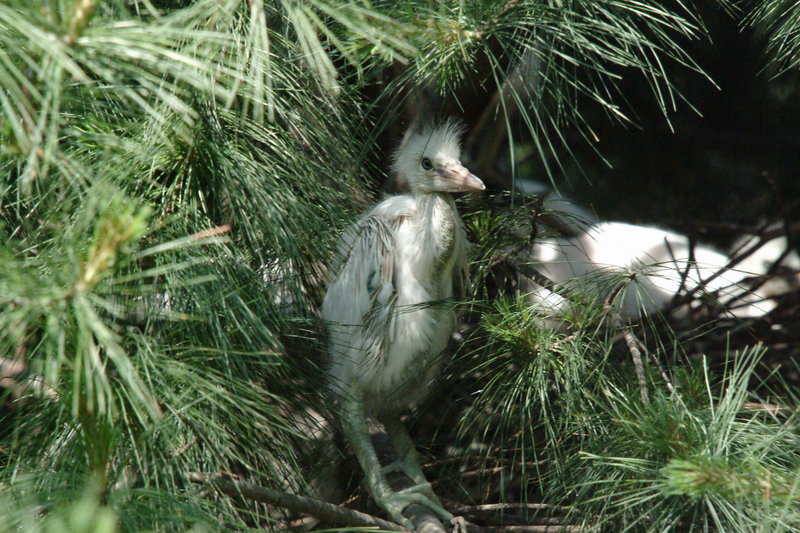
<box><xmin>415</xmin><ymin>192</ymin><xmax>459</xmax><ymax>265</ymax></box>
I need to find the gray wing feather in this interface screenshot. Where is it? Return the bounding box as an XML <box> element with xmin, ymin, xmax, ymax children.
<box><xmin>323</xmin><ymin>214</ymin><xmax>397</xmax><ymax>380</ymax></box>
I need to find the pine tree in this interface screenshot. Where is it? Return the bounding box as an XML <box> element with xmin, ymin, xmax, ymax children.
<box><xmin>2</xmin><ymin>1</ymin><xmax>799</xmax><ymax>531</ymax></box>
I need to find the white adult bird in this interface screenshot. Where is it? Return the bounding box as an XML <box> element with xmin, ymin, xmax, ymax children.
<box><xmin>323</xmin><ymin>121</ymin><xmax>484</xmax><ymax>528</ymax></box>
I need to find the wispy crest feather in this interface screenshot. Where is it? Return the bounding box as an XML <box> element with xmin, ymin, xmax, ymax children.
<box><xmin>391</xmin><ymin>119</ymin><xmax>466</xmax><ymax>178</ymax></box>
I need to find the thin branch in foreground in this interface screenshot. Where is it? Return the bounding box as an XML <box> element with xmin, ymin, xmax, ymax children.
<box><xmin>449</xmin><ymin>502</ymin><xmax>569</xmax><ymax>515</ymax></box>
<box><xmin>469</xmin><ymin>525</ymin><xmax>585</xmax><ymax>533</ymax></box>
<box><xmin>666</xmin><ymin>218</ymin><xmax>800</xmax><ymax>314</ymax></box>
<box><xmin>646</xmin><ymin>343</ymin><xmax>675</xmax><ymax>395</ymax></box>
<box><xmin>602</xmin><ymin>277</ymin><xmax>650</xmax><ymax>403</ymax></box>
<box><xmin>187</xmin><ymin>472</ymin><xmax>408</xmax><ymax>531</ymax></box>
<box><xmin>442</xmin><ymin>498</ymin><xmax>571</xmax><ymax>526</ymax></box>
<box><xmin>187</xmin><ymin>472</ymin><xmax>584</xmax><ymax>533</ymax></box>
<box><xmin>621</xmin><ymin>327</ymin><xmax>649</xmax><ymax>404</ymax></box>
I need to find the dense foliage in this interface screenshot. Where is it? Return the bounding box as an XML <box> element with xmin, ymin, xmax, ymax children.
<box><xmin>1</xmin><ymin>1</ymin><xmax>798</xmax><ymax>532</ymax></box>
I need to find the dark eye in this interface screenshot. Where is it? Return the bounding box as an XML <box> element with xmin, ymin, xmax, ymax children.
<box><xmin>421</xmin><ymin>157</ymin><xmax>433</xmax><ymax>170</ymax></box>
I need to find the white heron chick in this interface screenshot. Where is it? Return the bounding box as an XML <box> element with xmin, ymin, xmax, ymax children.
<box><xmin>524</xmin><ymin>222</ymin><xmax>767</xmax><ymax>324</ymax></box>
<box><xmin>323</xmin><ymin>121</ymin><xmax>484</xmax><ymax>528</ymax></box>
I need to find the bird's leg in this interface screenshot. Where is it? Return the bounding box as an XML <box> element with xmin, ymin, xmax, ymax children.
<box><xmin>378</xmin><ymin>413</ymin><xmax>431</xmax><ymax>485</ymax></box>
<box><xmin>378</xmin><ymin>413</ymin><xmax>453</xmax><ymax>523</ymax></box>
<box><xmin>342</xmin><ymin>398</ymin><xmax>453</xmax><ymax>529</ymax></box>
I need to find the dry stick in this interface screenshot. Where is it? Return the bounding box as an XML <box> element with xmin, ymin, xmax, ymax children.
<box><xmin>472</xmin><ymin>527</ymin><xmax>583</xmax><ymax>533</ymax></box>
<box><xmin>665</xmin><ymin>219</ymin><xmax>800</xmax><ymax>315</ymax></box>
<box><xmin>187</xmin><ymin>472</ymin><xmax>408</xmax><ymax>532</ymax></box>
<box><xmin>720</xmin><ymin>242</ymin><xmax>796</xmax><ymax>312</ymax></box>
<box><xmin>708</xmin><ymin>274</ymin><xmax>799</xmax><ymax>345</ymax></box>
<box><xmin>665</xmin><ymin>218</ymin><xmax>800</xmax><ymax>237</ymax></box>
<box><xmin>463</xmin><ymin>46</ymin><xmax>532</xmax><ymax>192</ymax></box>
<box><xmin>603</xmin><ymin>276</ymin><xmax>650</xmax><ymax>403</ymax></box>
<box><xmin>447</xmin><ymin>502</ymin><xmax>569</xmax><ymax>514</ymax></box>
<box><xmin>664</xmin><ymin>234</ymin><xmax>696</xmax><ymax>303</ymax></box>
<box><xmin>501</xmin><ymin>253</ymin><xmax>572</xmax><ymax>302</ymax></box>
<box><xmin>637</xmin><ymin>240</ymin><xmax>680</xmax><ymax>395</ymax></box>
<box><xmin>453</xmin><ymin>462</ymin><xmax>550</xmax><ymax>480</ymax></box>
<box><xmin>645</xmin><ymin>341</ymin><xmax>675</xmax><ymax>395</ymax></box>
<box><xmin>442</xmin><ymin>499</ymin><xmax>572</xmax><ymax>527</ymax></box>
<box><xmin>663</xmin><ymin>218</ymin><xmax>800</xmax><ymax>323</ymax></box>
<box><xmin>464</xmin><ymin>77</ymin><xmax>519</xmax><ymax>185</ymax></box>
<box><xmin>187</xmin><ymin>473</ymin><xmax>577</xmax><ymax>533</ymax></box>
<box><xmin>622</xmin><ymin>327</ymin><xmax>649</xmax><ymax>403</ymax></box>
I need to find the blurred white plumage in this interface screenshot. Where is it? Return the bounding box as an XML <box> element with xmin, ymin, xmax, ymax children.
<box><xmin>524</xmin><ymin>221</ymin><xmax>797</xmax><ymax>324</ymax></box>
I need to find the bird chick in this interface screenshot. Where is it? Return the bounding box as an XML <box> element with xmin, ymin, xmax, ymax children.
<box><xmin>323</xmin><ymin>120</ymin><xmax>484</xmax><ymax>528</ymax></box>
<box><xmin>524</xmin><ymin>222</ymin><xmax>770</xmax><ymax>325</ymax></box>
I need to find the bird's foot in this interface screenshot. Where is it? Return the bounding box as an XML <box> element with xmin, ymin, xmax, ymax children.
<box><xmin>381</xmin><ymin>457</ymin><xmax>430</xmax><ymax>487</ymax></box>
<box><xmin>381</xmin><ymin>458</ymin><xmax>447</xmax><ymax>513</ymax></box>
<box><xmin>397</xmin><ymin>483</ymin><xmax>453</xmax><ymax>521</ymax></box>
<box><xmin>375</xmin><ymin>483</ymin><xmax>454</xmax><ymax>529</ymax></box>
<box><xmin>373</xmin><ymin>488</ymin><xmax>418</xmax><ymax>529</ymax></box>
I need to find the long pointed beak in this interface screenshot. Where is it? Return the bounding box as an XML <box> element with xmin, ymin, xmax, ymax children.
<box><xmin>437</xmin><ymin>164</ymin><xmax>486</xmax><ymax>192</ymax></box>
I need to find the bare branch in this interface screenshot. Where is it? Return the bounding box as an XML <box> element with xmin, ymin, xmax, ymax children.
<box><xmin>603</xmin><ymin>278</ymin><xmax>649</xmax><ymax>403</ymax></box>
<box><xmin>469</xmin><ymin>527</ymin><xmax>583</xmax><ymax>533</ymax></box>
<box><xmin>667</xmin><ymin>219</ymin><xmax>800</xmax><ymax>314</ymax></box>
<box><xmin>621</xmin><ymin>327</ymin><xmax>649</xmax><ymax>403</ymax></box>
<box><xmin>187</xmin><ymin>472</ymin><xmax>408</xmax><ymax>531</ymax></box>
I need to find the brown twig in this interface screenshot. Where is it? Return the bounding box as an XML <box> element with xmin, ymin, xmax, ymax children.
<box><xmin>665</xmin><ymin>219</ymin><xmax>800</xmax><ymax>315</ymax></box>
<box><xmin>602</xmin><ymin>277</ymin><xmax>650</xmax><ymax>403</ymax></box>
<box><xmin>647</xmin><ymin>346</ymin><xmax>675</xmax><ymax>395</ymax></box>
<box><xmin>498</xmin><ymin>251</ymin><xmax>570</xmax><ymax>301</ymax></box>
<box><xmin>718</xmin><ymin>243</ymin><xmax>797</xmax><ymax>312</ymax></box>
<box><xmin>463</xmin><ymin>47</ymin><xmax>535</xmax><ymax>191</ymax></box>
<box><xmin>186</xmin><ymin>472</ymin><xmax>408</xmax><ymax>532</ymax></box>
<box><xmin>448</xmin><ymin>502</ymin><xmax>569</xmax><ymax>515</ymax></box>
<box><xmin>468</xmin><ymin>527</ymin><xmax>583</xmax><ymax>533</ymax></box>
<box><xmin>665</xmin><ymin>233</ymin><xmax>696</xmax><ymax>302</ymax></box>
<box><xmin>621</xmin><ymin>327</ymin><xmax>649</xmax><ymax>403</ymax></box>
<box><xmin>442</xmin><ymin>499</ymin><xmax>573</xmax><ymax>527</ymax></box>
<box><xmin>189</xmin><ymin>224</ymin><xmax>231</xmax><ymax>241</ymax></box>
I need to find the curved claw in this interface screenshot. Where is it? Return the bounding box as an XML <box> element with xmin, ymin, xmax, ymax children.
<box><xmin>381</xmin><ymin>458</ymin><xmax>445</xmax><ymax>512</ymax></box>
<box><xmin>373</xmin><ymin>490</ymin><xmax>415</xmax><ymax>530</ymax></box>
<box><xmin>451</xmin><ymin>516</ymin><xmax>468</xmax><ymax>533</ymax></box>
<box><xmin>396</xmin><ymin>484</ymin><xmax>450</xmax><ymax>519</ymax></box>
